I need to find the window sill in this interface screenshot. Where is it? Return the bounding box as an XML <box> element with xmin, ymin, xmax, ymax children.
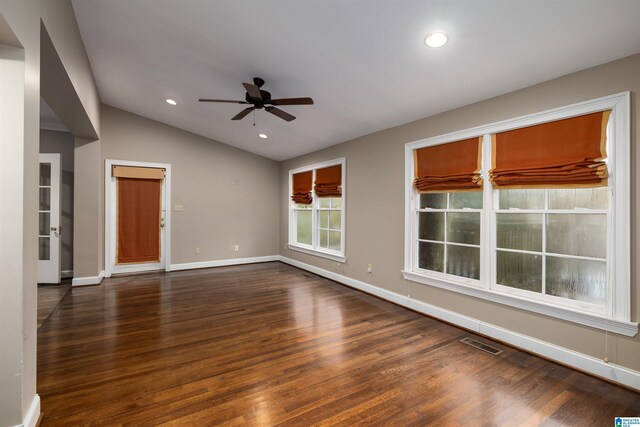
<box><xmin>287</xmin><ymin>244</ymin><xmax>347</xmax><ymax>263</ymax></box>
<box><xmin>402</xmin><ymin>270</ymin><xmax>638</xmax><ymax>337</ymax></box>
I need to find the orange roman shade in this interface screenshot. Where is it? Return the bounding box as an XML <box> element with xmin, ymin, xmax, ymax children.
<box><xmin>490</xmin><ymin>111</ymin><xmax>610</xmax><ymax>188</ymax></box>
<box><xmin>291</xmin><ymin>171</ymin><xmax>313</xmax><ymax>204</ymax></box>
<box><xmin>413</xmin><ymin>137</ymin><xmax>483</xmax><ymax>193</ymax></box>
<box><xmin>116</xmin><ymin>178</ymin><xmax>162</xmax><ymax>264</ymax></box>
<box><xmin>314</xmin><ymin>164</ymin><xmax>342</xmax><ymax>198</ymax></box>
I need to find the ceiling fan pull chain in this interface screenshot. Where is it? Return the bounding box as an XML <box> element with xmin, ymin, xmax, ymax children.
<box><xmin>253</xmin><ymin>109</ymin><xmax>256</xmax><ymax>126</ymax></box>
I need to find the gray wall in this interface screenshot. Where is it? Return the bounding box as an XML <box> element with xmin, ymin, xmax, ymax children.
<box><xmin>0</xmin><ymin>0</ymin><xmax>101</xmax><ymax>424</ymax></box>
<box><xmin>279</xmin><ymin>53</ymin><xmax>640</xmax><ymax>372</ymax></box>
<box><xmin>101</xmin><ymin>105</ymin><xmax>280</xmax><ymax>265</ymax></box>
<box><xmin>40</xmin><ymin>129</ymin><xmax>74</xmax><ymax>274</ymax></box>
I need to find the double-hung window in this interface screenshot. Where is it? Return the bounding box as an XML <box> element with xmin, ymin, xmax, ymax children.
<box><xmin>403</xmin><ymin>93</ymin><xmax>636</xmax><ymax>336</ymax></box>
<box><xmin>288</xmin><ymin>158</ymin><xmax>346</xmax><ymax>262</ymax></box>
<box><xmin>414</xmin><ymin>137</ymin><xmax>484</xmax><ymax>284</ymax></box>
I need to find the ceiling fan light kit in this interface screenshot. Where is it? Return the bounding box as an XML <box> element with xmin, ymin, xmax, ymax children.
<box><xmin>199</xmin><ymin>77</ymin><xmax>313</xmax><ymax>122</ymax></box>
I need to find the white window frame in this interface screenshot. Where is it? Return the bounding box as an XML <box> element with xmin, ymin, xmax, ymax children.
<box><xmin>288</xmin><ymin>158</ymin><xmax>346</xmax><ymax>263</ymax></box>
<box><xmin>402</xmin><ymin>92</ymin><xmax>637</xmax><ymax>337</ymax></box>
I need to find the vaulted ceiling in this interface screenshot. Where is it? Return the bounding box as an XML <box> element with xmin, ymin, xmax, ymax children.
<box><xmin>72</xmin><ymin>0</ymin><xmax>640</xmax><ymax>161</ymax></box>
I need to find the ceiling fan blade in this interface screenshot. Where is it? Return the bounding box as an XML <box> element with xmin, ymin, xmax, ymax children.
<box><xmin>232</xmin><ymin>107</ymin><xmax>255</xmax><ymax>120</ymax></box>
<box><xmin>269</xmin><ymin>97</ymin><xmax>314</xmax><ymax>106</ymax></box>
<box><xmin>266</xmin><ymin>106</ymin><xmax>295</xmax><ymax>122</ymax></box>
<box><xmin>199</xmin><ymin>99</ymin><xmax>248</xmax><ymax>104</ymax></box>
<box><xmin>243</xmin><ymin>83</ymin><xmax>262</xmax><ymax>100</ymax></box>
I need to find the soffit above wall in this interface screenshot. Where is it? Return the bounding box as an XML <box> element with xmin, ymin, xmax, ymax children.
<box><xmin>72</xmin><ymin>0</ymin><xmax>640</xmax><ymax>161</ymax></box>
<box><xmin>40</xmin><ymin>22</ymin><xmax>98</xmax><ymax>139</ymax></box>
<box><xmin>0</xmin><ymin>11</ymin><xmax>21</xmax><ymax>48</ymax></box>
<box><xmin>40</xmin><ymin>98</ymin><xmax>68</xmax><ymax>132</ymax></box>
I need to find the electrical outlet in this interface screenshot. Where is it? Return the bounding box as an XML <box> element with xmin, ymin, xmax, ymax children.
<box><xmin>174</xmin><ymin>204</ymin><xmax>184</xmax><ymax>212</ymax></box>
<box><xmin>234</xmin><ymin>244</ymin><xmax>239</xmax><ymax>251</ymax></box>
<box><xmin>367</xmin><ymin>263</ymin><xmax>373</xmax><ymax>273</ymax></box>
<box><xmin>195</xmin><ymin>246</ymin><xmax>200</xmax><ymax>254</ymax></box>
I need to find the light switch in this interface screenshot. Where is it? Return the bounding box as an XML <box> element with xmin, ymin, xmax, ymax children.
<box><xmin>174</xmin><ymin>204</ymin><xmax>184</xmax><ymax>212</ymax></box>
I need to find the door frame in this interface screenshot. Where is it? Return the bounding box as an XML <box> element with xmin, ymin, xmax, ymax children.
<box><xmin>38</xmin><ymin>152</ymin><xmax>62</xmax><ymax>283</ymax></box>
<box><xmin>104</xmin><ymin>159</ymin><xmax>172</xmax><ymax>278</ymax></box>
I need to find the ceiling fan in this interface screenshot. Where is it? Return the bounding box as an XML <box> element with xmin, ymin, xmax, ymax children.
<box><xmin>199</xmin><ymin>77</ymin><xmax>314</xmax><ymax>122</ymax></box>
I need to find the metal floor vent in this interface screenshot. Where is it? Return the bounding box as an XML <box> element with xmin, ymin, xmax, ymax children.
<box><xmin>460</xmin><ymin>337</ymin><xmax>503</xmax><ymax>356</ymax></box>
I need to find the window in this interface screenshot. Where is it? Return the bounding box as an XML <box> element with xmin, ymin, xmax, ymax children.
<box><xmin>317</xmin><ymin>197</ymin><xmax>342</xmax><ymax>252</ymax></box>
<box><xmin>403</xmin><ymin>93</ymin><xmax>635</xmax><ymax>336</ymax></box>
<box><xmin>495</xmin><ymin>188</ymin><xmax>608</xmax><ymax>308</ymax></box>
<box><xmin>289</xmin><ymin>158</ymin><xmax>346</xmax><ymax>262</ymax></box>
<box><xmin>418</xmin><ymin>192</ymin><xmax>482</xmax><ymax>281</ymax></box>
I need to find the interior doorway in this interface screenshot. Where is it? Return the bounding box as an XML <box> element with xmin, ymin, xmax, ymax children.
<box><xmin>39</xmin><ymin>101</ymin><xmax>76</xmax><ymax>283</ymax></box>
<box><xmin>105</xmin><ymin>159</ymin><xmax>171</xmax><ymax>277</ymax></box>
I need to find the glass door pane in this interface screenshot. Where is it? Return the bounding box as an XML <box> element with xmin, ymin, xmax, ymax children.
<box><xmin>40</xmin><ymin>163</ymin><xmax>51</xmax><ymax>186</ymax></box>
<box><xmin>39</xmin><ymin>237</ymin><xmax>50</xmax><ymax>260</ymax></box>
<box><xmin>39</xmin><ymin>187</ymin><xmax>51</xmax><ymax>210</ymax></box>
<box><xmin>39</xmin><ymin>212</ymin><xmax>50</xmax><ymax>235</ymax></box>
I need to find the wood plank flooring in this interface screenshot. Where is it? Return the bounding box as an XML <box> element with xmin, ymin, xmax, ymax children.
<box><xmin>37</xmin><ymin>262</ymin><xmax>640</xmax><ymax>426</ymax></box>
<box><xmin>37</xmin><ymin>283</ymin><xmax>71</xmax><ymax>328</ymax></box>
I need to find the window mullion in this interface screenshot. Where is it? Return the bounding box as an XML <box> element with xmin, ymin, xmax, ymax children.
<box><xmin>541</xmin><ymin>190</ymin><xmax>548</xmax><ymax>296</ymax></box>
<box><xmin>311</xmin><ymin>170</ymin><xmax>317</xmax><ymax>250</ymax></box>
<box><xmin>482</xmin><ymin>134</ymin><xmax>493</xmax><ymax>291</ymax></box>
<box><xmin>293</xmin><ymin>207</ymin><xmax>297</xmax><ymax>244</ymax></box>
<box><xmin>607</xmin><ymin>185</ymin><xmax>614</xmax><ymax>318</ymax></box>
<box><xmin>443</xmin><ymin>194</ymin><xmax>448</xmax><ymax>274</ymax></box>
<box><xmin>414</xmin><ymin>202</ymin><xmax>419</xmax><ymax>270</ymax></box>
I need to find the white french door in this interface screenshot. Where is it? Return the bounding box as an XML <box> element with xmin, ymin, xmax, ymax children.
<box><xmin>38</xmin><ymin>153</ymin><xmax>61</xmax><ymax>283</ymax></box>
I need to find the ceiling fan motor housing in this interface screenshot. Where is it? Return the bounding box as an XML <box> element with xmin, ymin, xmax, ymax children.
<box><xmin>246</xmin><ymin>89</ymin><xmax>271</xmax><ymax>108</ymax></box>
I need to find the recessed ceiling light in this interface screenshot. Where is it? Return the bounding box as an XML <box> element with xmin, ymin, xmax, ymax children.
<box><xmin>259</xmin><ymin>133</ymin><xmax>268</xmax><ymax>139</ymax></box>
<box><xmin>165</xmin><ymin>98</ymin><xmax>177</xmax><ymax>105</ymax></box>
<box><xmin>424</xmin><ymin>32</ymin><xmax>448</xmax><ymax>48</ymax></box>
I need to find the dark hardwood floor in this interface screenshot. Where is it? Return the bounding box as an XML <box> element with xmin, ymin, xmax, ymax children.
<box><xmin>37</xmin><ymin>283</ymin><xmax>71</xmax><ymax>328</ymax></box>
<box><xmin>38</xmin><ymin>262</ymin><xmax>640</xmax><ymax>426</ymax></box>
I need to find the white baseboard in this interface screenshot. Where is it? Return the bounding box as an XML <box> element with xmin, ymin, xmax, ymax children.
<box><xmin>19</xmin><ymin>394</ymin><xmax>40</xmax><ymax>427</ymax></box>
<box><xmin>61</xmin><ymin>269</ymin><xmax>73</xmax><ymax>279</ymax></box>
<box><xmin>108</xmin><ymin>263</ymin><xmax>162</xmax><ymax>277</ymax></box>
<box><xmin>72</xmin><ymin>270</ymin><xmax>104</xmax><ymax>286</ymax></box>
<box><xmin>280</xmin><ymin>256</ymin><xmax>410</xmax><ymax>307</ymax></box>
<box><xmin>170</xmin><ymin>255</ymin><xmax>280</xmax><ymax>272</ymax></box>
<box><xmin>278</xmin><ymin>256</ymin><xmax>640</xmax><ymax>391</ymax></box>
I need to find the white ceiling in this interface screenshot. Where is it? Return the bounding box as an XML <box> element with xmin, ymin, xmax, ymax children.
<box><xmin>72</xmin><ymin>0</ymin><xmax>640</xmax><ymax>161</ymax></box>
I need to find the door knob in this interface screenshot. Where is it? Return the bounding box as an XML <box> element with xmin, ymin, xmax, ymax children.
<box><xmin>50</xmin><ymin>226</ymin><xmax>58</xmax><ymax>232</ymax></box>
